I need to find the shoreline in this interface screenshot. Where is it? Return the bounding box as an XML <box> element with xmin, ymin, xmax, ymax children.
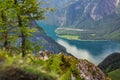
<box><xmin>56</xmin><ymin>34</ymin><xmax>112</xmax><ymax>42</ymax></box>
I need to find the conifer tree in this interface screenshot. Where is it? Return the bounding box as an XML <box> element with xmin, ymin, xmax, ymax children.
<box><xmin>0</xmin><ymin>0</ymin><xmax>17</xmax><ymax>50</ymax></box>
<box><xmin>13</xmin><ymin>0</ymin><xmax>48</xmax><ymax>57</ymax></box>
<box><xmin>0</xmin><ymin>0</ymin><xmax>53</xmax><ymax>56</ymax></box>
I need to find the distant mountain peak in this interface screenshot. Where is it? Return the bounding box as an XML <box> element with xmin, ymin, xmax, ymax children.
<box><xmin>90</xmin><ymin>0</ymin><xmax>120</xmax><ymax>20</ymax></box>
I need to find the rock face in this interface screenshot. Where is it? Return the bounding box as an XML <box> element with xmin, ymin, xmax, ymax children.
<box><xmin>77</xmin><ymin>59</ymin><xmax>105</xmax><ymax>80</ymax></box>
<box><xmin>90</xmin><ymin>0</ymin><xmax>119</xmax><ymax>20</ymax></box>
<box><xmin>55</xmin><ymin>0</ymin><xmax>120</xmax><ymax>27</ymax></box>
<box><xmin>51</xmin><ymin>0</ymin><xmax>120</xmax><ymax>26</ymax></box>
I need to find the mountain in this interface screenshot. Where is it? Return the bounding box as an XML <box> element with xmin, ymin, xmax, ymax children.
<box><xmin>45</xmin><ymin>0</ymin><xmax>120</xmax><ymax>40</ymax></box>
<box><xmin>98</xmin><ymin>52</ymin><xmax>120</xmax><ymax>74</ymax></box>
<box><xmin>108</xmin><ymin>69</ymin><xmax>120</xmax><ymax>80</ymax></box>
<box><xmin>30</xmin><ymin>21</ymin><xmax>66</xmax><ymax>54</ymax></box>
<box><xmin>58</xmin><ymin>0</ymin><xmax>120</xmax><ymax>26</ymax></box>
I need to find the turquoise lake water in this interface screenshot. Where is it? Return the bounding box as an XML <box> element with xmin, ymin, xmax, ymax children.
<box><xmin>37</xmin><ymin>22</ymin><xmax>120</xmax><ymax>65</ymax></box>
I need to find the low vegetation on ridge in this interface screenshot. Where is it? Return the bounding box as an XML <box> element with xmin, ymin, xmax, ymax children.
<box><xmin>0</xmin><ymin>49</ymin><xmax>85</xmax><ymax>80</ymax></box>
<box><xmin>108</xmin><ymin>69</ymin><xmax>120</xmax><ymax>80</ymax></box>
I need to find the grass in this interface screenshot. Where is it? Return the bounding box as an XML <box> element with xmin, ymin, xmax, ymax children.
<box><xmin>0</xmin><ymin>49</ymin><xmax>55</xmax><ymax>80</ymax></box>
<box><xmin>0</xmin><ymin>49</ymin><xmax>83</xmax><ymax>80</ymax></box>
<box><xmin>90</xmin><ymin>34</ymin><xmax>96</xmax><ymax>36</ymax></box>
<box><xmin>108</xmin><ymin>69</ymin><xmax>120</xmax><ymax>80</ymax></box>
<box><xmin>58</xmin><ymin>35</ymin><xmax>80</xmax><ymax>40</ymax></box>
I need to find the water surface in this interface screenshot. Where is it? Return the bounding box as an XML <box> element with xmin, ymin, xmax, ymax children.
<box><xmin>37</xmin><ymin>22</ymin><xmax>120</xmax><ymax>65</ymax></box>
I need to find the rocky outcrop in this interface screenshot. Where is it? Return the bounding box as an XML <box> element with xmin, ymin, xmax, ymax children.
<box><xmin>77</xmin><ymin>59</ymin><xmax>105</xmax><ymax>80</ymax></box>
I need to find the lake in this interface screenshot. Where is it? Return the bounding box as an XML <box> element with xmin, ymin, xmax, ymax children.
<box><xmin>37</xmin><ymin>22</ymin><xmax>120</xmax><ymax>65</ymax></box>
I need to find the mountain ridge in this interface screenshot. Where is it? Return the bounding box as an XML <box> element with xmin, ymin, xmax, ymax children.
<box><xmin>30</xmin><ymin>21</ymin><xmax>67</xmax><ymax>53</ymax></box>
<box><xmin>98</xmin><ymin>52</ymin><xmax>120</xmax><ymax>74</ymax></box>
<box><xmin>44</xmin><ymin>0</ymin><xmax>120</xmax><ymax>40</ymax></box>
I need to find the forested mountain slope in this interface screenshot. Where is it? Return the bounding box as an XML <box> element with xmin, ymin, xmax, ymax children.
<box><xmin>45</xmin><ymin>0</ymin><xmax>120</xmax><ymax>40</ymax></box>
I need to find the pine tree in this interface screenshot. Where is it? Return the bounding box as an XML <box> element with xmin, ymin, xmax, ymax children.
<box><xmin>13</xmin><ymin>0</ymin><xmax>48</xmax><ymax>57</ymax></box>
<box><xmin>0</xmin><ymin>0</ymin><xmax>17</xmax><ymax>50</ymax></box>
<box><xmin>0</xmin><ymin>0</ymin><xmax>53</xmax><ymax>56</ymax></box>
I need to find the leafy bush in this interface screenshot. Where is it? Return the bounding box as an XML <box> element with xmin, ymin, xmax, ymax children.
<box><xmin>44</xmin><ymin>53</ymin><xmax>81</xmax><ymax>79</ymax></box>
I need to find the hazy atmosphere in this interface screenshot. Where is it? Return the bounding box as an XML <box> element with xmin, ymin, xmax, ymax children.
<box><xmin>0</xmin><ymin>0</ymin><xmax>120</xmax><ymax>80</ymax></box>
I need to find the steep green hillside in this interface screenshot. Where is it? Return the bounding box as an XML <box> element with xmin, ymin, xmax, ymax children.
<box><xmin>29</xmin><ymin>21</ymin><xmax>67</xmax><ymax>53</ymax></box>
<box><xmin>108</xmin><ymin>69</ymin><xmax>120</xmax><ymax>80</ymax></box>
<box><xmin>56</xmin><ymin>14</ymin><xmax>120</xmax><ymax>40</ymax></box>
<box><xmin>98</xmin><ymin>53</ymin><xmax>120</xmax><ymax>74</ymax></box>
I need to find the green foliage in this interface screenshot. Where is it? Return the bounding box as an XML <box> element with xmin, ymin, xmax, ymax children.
<box><xmin>98</xmin><ymin>53</ymin><xmax>120</xmax><ymax>74</ymax></box>
<box><xmin>45</xmin><ymin>54</ymin><xmax>62</xmax><ymax>73</ymax></box>
<box><xmin>0</xmin><ymin>0</ymin><xmax>18</xmax><ymax>50</ymax></box>
<box><xmin>106</xmin><ymin>66</ymin><xmax>112</xmax><ymax>73</ymax></box>
<box><xmin>104</xmin><ymin>29</ymin><xmax>120</xmax><ymax>40</ymax></box>
<box><xmin>58</xmin><ymin>70</ymin><xmax>71</xmax><ymax>80</ymax></box>
<box><xmin>0</xmin><ymin>50</ymin><xmax>55</xmax><ymax>79</ymax></box>
<box><xmin>108</xmin><ymin>69</ymin><xmax>120</xmax><ymax>80</ymax></box>
<box><xmin>56</xmin><ymin>14</ymin><xmax>120</xmax><ymax>40</ymax></box>
<box><xmin>25</xmin><ymin>40</ymin><xmax>43</xmax><ymax>53</ymax></box>
<box><xmin>45</xmin><ymin>53</ymin><xmax>80</xmax><ymax>79</ymax></box>
<box><xmin>0</xmin><ymin>49</ymin><xmax>86</xmax><ymax>80</ymax></box>
<box><xmin>0</xmin><ymin>0</ymin><xmax>52</xmax><ymax>56</ymax></box>
<box><xmin>58</xmin><ymin>35</ymin><xmax>80</xmax><ymax>40</ymax></box>
<box><xmin>0</xmin><ymin>54</ymin><xmax>55</xmax><ymax>80</ymax></box>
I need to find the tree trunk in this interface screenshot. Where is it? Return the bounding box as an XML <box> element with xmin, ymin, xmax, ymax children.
<box><xmin>18</xmin><ymin>15</ymin><xmax>26</xmax><ymax>57</ymax></box>
<box><xmin>1</xmin><ymin>13</ymin><xmax>9</xmax><ymax>50</ymax></box>
<box><xmin>4</xmin><ymin>33</ymin><xmax>9</xmax><ymax>50</ymax></box>
<box><xmin>21</xmin><ymin>33</ymin><xmax>26</xmax><ymax>57</ymax></box>
<box><xmin>14</xmin><ymin>0</ymin><xmax>26</xmax><ymax>57</ymax></box>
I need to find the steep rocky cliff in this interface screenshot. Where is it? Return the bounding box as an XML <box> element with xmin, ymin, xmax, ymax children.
<box><xmin>52</xmin><ymin>0</ymin><xmax>120</xmax><ymax>27</ymax></box>
<box><xmin>90</xmin><ymin>0</ymin><xmax>119</xmax><ymax>20</ymax></box>
<box><xmin>77</xmin><ymin>59</ymin><xmax>105</xmax><ymax>80</ymax></box>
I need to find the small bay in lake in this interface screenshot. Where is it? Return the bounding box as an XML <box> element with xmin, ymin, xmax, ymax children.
<box><xmin>37</xmin><ymin>22</ymin><xmax>120</xmax><ymax>65</ymax></box>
